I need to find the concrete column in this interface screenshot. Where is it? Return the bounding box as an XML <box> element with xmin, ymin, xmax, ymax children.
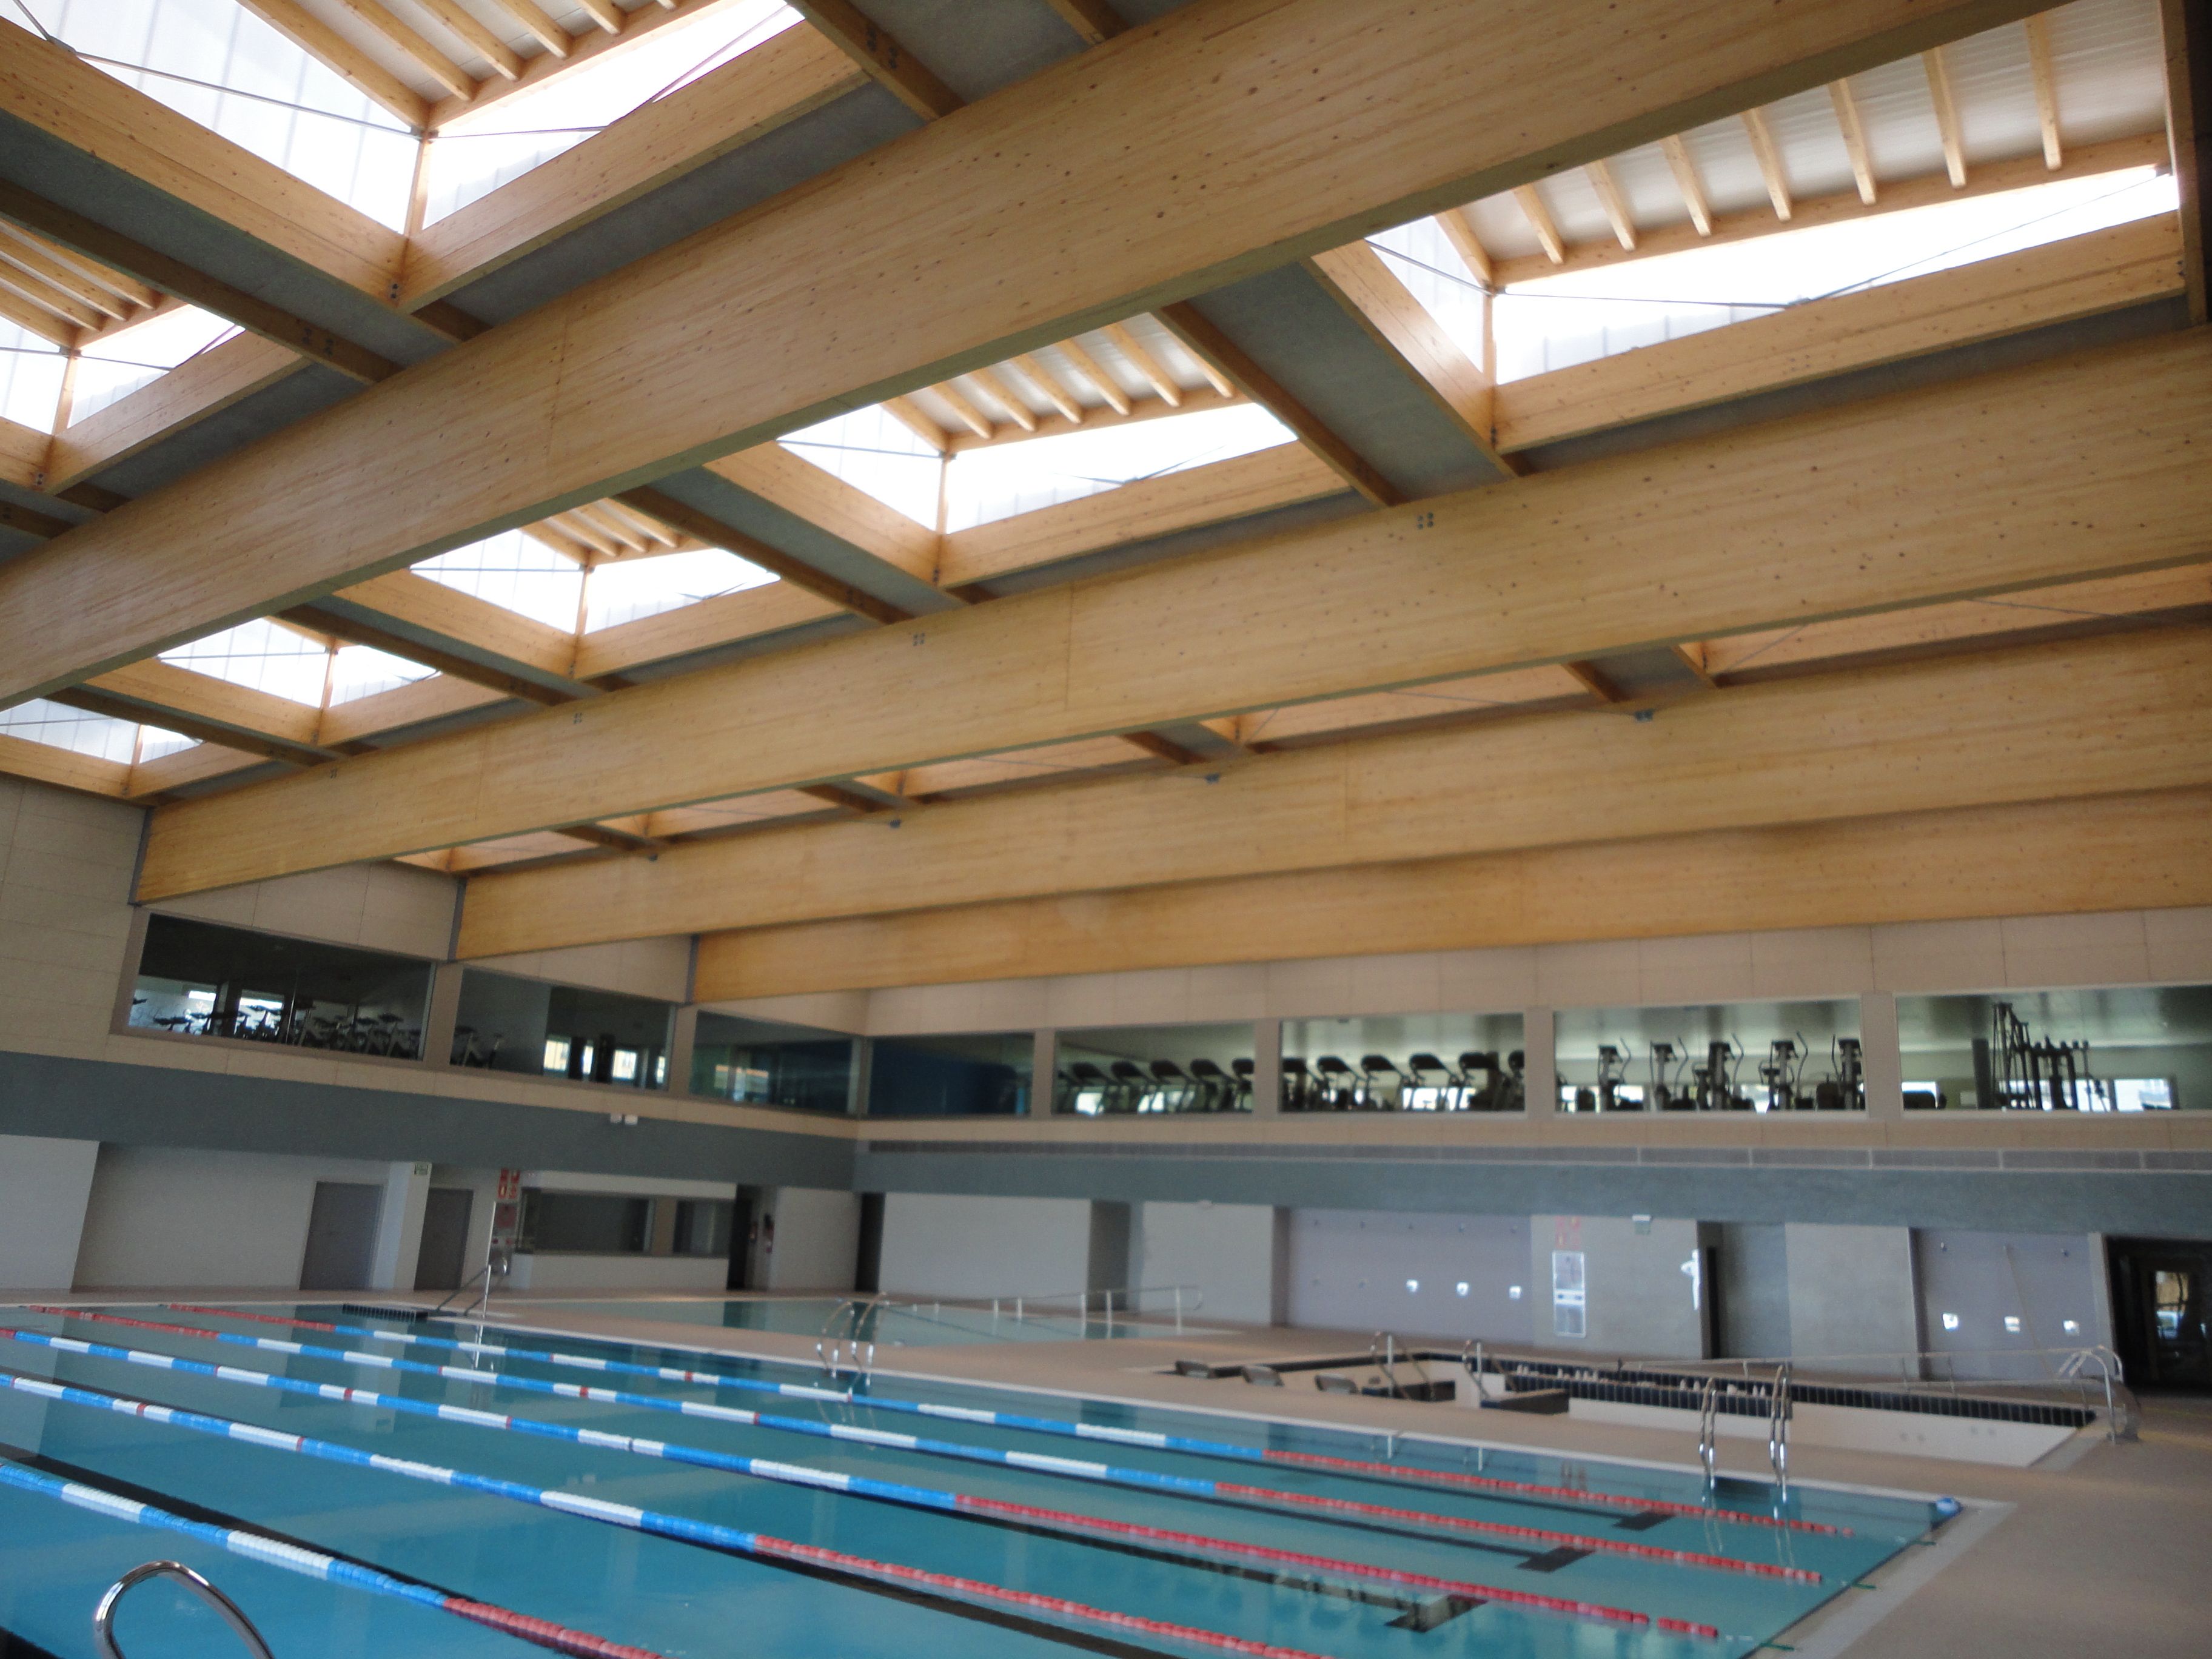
<box><xmin>1860</xmin><ymin>991</ymin><xmax>1904</xmax><ymax>1121</ymax></box>
<box><xmin>368</xmin><ymin>1162</ymin><xmax>431</xmax><ymax>1292</ymax></box>
<box><xmin>1250</xmin><ymin>1018</ymin><xmax>1282</xmax><ymax>1117</ymax></box>
<box><xmin>666</xmin><ymin>1004</ymin><xmax>699</xmax><ymax>1096</ymax></box>
<box><xmin>1521</xmin><ymin>1008</ymin><xmax>1557</xmax><ymax>1118</ymax></box>
<box><xmin>847</xmin><ymin>1037</ymin><xmax>873</xmax><ymax>1116</ymax></box>
<box><xmin>423</xmin><ymin>962</ymin><xmax>465</xmax><ymax>1067</ymax></box>
<box><xmin>1030</xmin><ymin>1028</ymin><xmax>1056</xmax><ymax>1115</ymax></box>
<box><xmin>0</xmin><ymin>1135</ymin><xmax>99</xmax><ymax>1291</ymax></box>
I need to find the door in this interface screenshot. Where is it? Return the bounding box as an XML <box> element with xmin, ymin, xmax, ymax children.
<box><xmin>299</xmin><ymin>1181</ymin><xmax>382</xmax><ymax>1292</ymax></box>
<box><xmin>412</xmin><ymin>1187</ymin><xmax>475</xmax><ymax>1291</ymax></box>
<box><xmin>2110</xmin><ymin>1238</ymin><xmax>2212</xmax><ymax>1390</ymax></box>
<box><xmin>726</xmin><ymin>1192</ymin><xmax>755</xmax><ymax>1291</ymax></box>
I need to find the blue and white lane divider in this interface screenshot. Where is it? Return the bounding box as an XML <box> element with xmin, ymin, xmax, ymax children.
<box><xmin>0</xmin><ymin>1458</ymin><xmax>671</xmax><ymax>1659</ymax></box>
<box><xmin>147</xmin><ymin>1304</ymin><xmax>1840</xmax><ymax>1537</ymax></box>
<box><xmin>0</xmin><ymin>1368</ymin><xmax>1355</xmax><ymax>1659</ymax></box>
<box><xmin>30</xmin><ymin>1310</ymin><xmax>1796</xmax><ymax>1592</ymax></box>
<box><xmin>0</xmin><ymin>1329</ymin><xmax>1666</xmax><ymax>1624</ymax></box>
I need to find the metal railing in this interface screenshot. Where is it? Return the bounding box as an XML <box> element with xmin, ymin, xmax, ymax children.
<box><xmin>1766</xmin><ymin>1363</ymin><xmax>1792</xmax><ymax>1493</ymax></box>
<box><xmin>96</xmin><ymin>1561</ymin><xmax>272</xmax><ymax>1659</ymax></box>
<box><xmin>1367</xmin><ymin>1331</ymin><xmax>1436</xmax><ymax>1398</ymax></box>
<box><xmin>1664</xmin><ymin>1341</ymin><xmax>2137</xmax><ymax>1439</ymax></box>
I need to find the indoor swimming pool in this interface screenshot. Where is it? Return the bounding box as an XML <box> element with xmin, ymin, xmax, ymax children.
<box><xmin>0</xmin><ymin>1302</ymin><xmax>1954</xmax><ymax>1659</ymax></box>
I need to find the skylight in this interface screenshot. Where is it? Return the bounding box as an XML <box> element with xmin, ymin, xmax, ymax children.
<box><xmin>0</xmin><ymin>318</ymin><xmax>66</xmax><ymax>429</ymax></box>
<box><xmin>0</xmin><ymin>697</ymin><xmax>148</xmax><ymax>763</ymax></box>
<box><xmin>943</xmin><ymin>403</ymin><xmax>1295</xmax><ymax>532</ymax></box>
<box><xmin>326</xmin><ymin>643</ymin><xmax>436</xmax><ymax>707</ymax></box>
<box><xmin>414</xmin><ymin>529</ymin><xmax>583</xmax><ymax>631</ymax></box>
<box><xmin>422</xmin><ymin>0</ymin><xmax>800</xmax><ymax>226</ymax></box>
<box><xmin>70</xmin><ymin>306</ymin><xmax>240</xmax><ymax>425</ymax></box>
<box><xmin>18</xmin><ymin>0</ymin><xmax>417</xmax><ymax>229</ymax></box>
<box><xmin>158</xmin><ymin>617</ymin><xmax>329</xmax><ymax>704</ymax></box>
<box><xmin>585</xmin><ymin>547</ymin><xmax>773</xmax><ymax>633</ymax></box>
<box><xmin>779</xmin><ymin>406</ymin><xmax>942</xmax><ymax>528</ymax></box>
<box><xmin>1492</xmin><ymin>166</ymin><xmax>2176</xmax><ymax>381</ymax></box>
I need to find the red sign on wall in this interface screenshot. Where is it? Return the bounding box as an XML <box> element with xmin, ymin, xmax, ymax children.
<box><xmin>496</xmin><ymin>1168</ymin><xmax>521</xmax><ymax>1202</ymax></box>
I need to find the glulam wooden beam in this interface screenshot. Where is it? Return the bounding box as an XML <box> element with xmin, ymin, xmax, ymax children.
<box><xmin>2</xmin><ymin>0</ymin><xmax>2050</xmax><ymax>700</ymax></box>
<box><xmin>458</xmin><ymin>629</ymin><xmax>2212</xmax><ymax>954</ymax></box>
<box><xmin>130</xmin><ymin>327</ymin><xmax>2212</xmax><ymax>898</ymax></box>
<box><xmin>690</xmin><ymin>786</ymin><xmax>2212</xmax><ymax>998</ymax></box>
<box><xmin>2164</xmin><ymin>0</ymin><xmax>2212</xmax><ymax>322</ymax></box>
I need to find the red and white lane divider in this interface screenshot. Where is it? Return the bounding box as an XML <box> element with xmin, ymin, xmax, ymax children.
<box><xmin>0</xmin><ymin>1457</ymin><xmax>667</xmax><ymax>1659</ymax></box>
<box><xmin>54</xmin><ymin>1307</ymin><xmax>1802</xmax><ymax>1590</ymax></box>
<box><xmin>152</xmin><ymin>1302</ymin><xmax>1843</xmax><ymax>1536</ymax></box>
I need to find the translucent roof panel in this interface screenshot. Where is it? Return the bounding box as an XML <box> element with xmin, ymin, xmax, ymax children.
<box><xmin>70</xmin><ymin>306</ymin><xmax>240</xmax><ymax>426</ymax></box>
<box><xmin>414</xmin><ymin>529</ymin><xmax>583</xmax><ymax>631</ymax></box>
<box><xmin>0</xmin><ymin>698</ymin><xmax>146</xmax><ymax>763</ymax></box>
<box><xmin>780</xmin><ymin>406</ymin><xmax>943</xmax><ymax>528</ymax></box>
<box><xmin>327</xmin><ymin>643</ymin><xmax>437</xmax><ymax>707</ymax></box>
<box><xmin>0</xmin><ymin>320</ymin><xmax>67</xmax><ymax>429</ymax></box>
<box><xmin>1367</xmin><ymin>219</ymin><xmax>1489</xmax><ymax>365</ymax></box>
<box><xmin>1493</xmin><ymin>166</ymin><xmax>2174</xmax><ymax>382</ymax></box>
<box><xmin>944</xmin><ymin>403</ymin><xmax>1295</xmax><ymax>533</ymax></box>
<box><xmin>21</xmin><ymin>0</ymin><xmax>417</xmax><ymax>229</ymax></box>
<box><xmin>158</xmin><ymin>617</ymin><xmax>329</xmax><ymax>704</ymax></box>
<box><xmin>585</xmin><ymin>546</ymin><xmax>774</xmax><ymax>632</ymax></box>
<box><xmin>423</xmin><ymin>1</ymin><xmax>800</xmax><ymax>226</ymax></box>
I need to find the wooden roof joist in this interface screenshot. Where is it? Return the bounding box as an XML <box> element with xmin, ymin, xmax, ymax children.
<box><xmin>0</xmin><ymin>0</ymin><xmax>2057</xmax><ymax>702</ymax></box>
<box><xmin>126</xmin><ymin>326</ymin><xmax>2212</xmax><ymax>899</ymax></box>
<box><xmin>455</xmin><ymin>627</ymin><xmax>2212</xmax><ymax>956</ymax></box>
<box><xmin>691</xmin><ymin>785</ymin><xmax>2212</xmax><ymax>1000</ymax></box>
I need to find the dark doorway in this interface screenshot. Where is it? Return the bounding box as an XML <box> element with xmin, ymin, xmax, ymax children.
<box><xmin>855</xmin><ymin>1193</ymin><xmax>885</xmax><ymax>1293</ymax></box>
<box><xmin>413</xmin><ymin>1187</ymin><xmax>475</xmax><ymax>1290</ymax></box>
<box><xmin>2109</xmin><ymin>1237</ymin><xmax>2212</xmax><ymax>1391</ymax></box>
<box><xmin>727</xmin><ymin>1191</ymin><xmax>756</xmax><ymax>1291</ymax></box>
<box><xmin>299</xmin><ymin>1181</ymin><xmax>381</xmax><ymax>1290</ymax></box>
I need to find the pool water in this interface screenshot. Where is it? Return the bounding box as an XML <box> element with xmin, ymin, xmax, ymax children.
<box><xmin>499</xmin><ymin>1295</ymin><xmax>1185</xmax><ymax>1344</ymax></box>
<box><xmin>0</xmin><ymin>1302</ymin><xmax>1949</xmax><ymax>1659</ymax></box>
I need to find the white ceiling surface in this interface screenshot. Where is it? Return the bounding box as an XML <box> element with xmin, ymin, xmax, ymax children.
<box><xmin>1462</xmin><ymin>0</ymin><xmax>2170</xmax><ymax>261</ymax></box>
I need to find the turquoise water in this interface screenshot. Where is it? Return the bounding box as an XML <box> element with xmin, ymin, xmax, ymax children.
<box><xmin>500</xmin><ymin>1295</ymin><xmax>1181</xmax><ymax>1344</ymax></box>
<box><xmin>0</xmin><ymin>1302</ymin><xmax>1947</xmax><ymax>1659</ymax></box>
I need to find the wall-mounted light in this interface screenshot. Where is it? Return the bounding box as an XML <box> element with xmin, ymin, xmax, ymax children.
<box><xmin>2062</xmin><ymin>1318</ymin><xmax>2081</xmax><ymax>1335</ymax></box>
<box><xmin>1455</xmin><ymin>1282</ymin><xmax>1470</xmax><ymax>1298</ymax></box>
<box><xmin>1405</xmin><ymin>1279</ymin><xmax>1419</xmax><ymax>1294</ymax></box>
<box><xmin>2003</xmin><ymin>1315</ymin><xmax>2022</xmax><ymax>1334</ymax></box>
<box><xmin>1507</xmin><ymin>1285</ymin><xmax>1523</xmax><ymax>1301</ymax></box>
<box><xmin>1941</xmin><ymin>1312</ymin><xmax>1960</xmax><ymax>1331</ymax></box>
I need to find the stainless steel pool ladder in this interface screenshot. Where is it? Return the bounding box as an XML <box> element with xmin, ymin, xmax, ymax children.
<box><xmin>96</xmin><ymin>1561</ymin><xmax>273</xmax><ymax>1659</ymax></box>
<box><xmin>1696</xmin><ymin>1376</ymin><xmax>1719</xmax><ymax>1487</ymax></box>
<box><xmin>1367</xmin><ymin>1332</ymin><xmax>1433</xmax><ymax>1399</ymax></box>
<box><xmin>1766</xmin><ymin>1364</ymin><xmax>1792</xmax><ymax>1494</ymax></box>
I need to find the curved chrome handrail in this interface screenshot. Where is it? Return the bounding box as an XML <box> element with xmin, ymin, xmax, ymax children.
<box><xmin>95</xmin><ymin>1561</ymin><xmax>274</xmax><ymax>1659</ymax></box>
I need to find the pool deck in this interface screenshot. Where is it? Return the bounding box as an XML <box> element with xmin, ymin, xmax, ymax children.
<box><xmin>22</xmin><ymin>1289</ymin><xmax>2210</xmax><ymax>1658</ymax></box>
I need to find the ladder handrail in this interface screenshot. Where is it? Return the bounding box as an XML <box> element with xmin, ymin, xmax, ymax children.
<box><xmin>96</xmin><ymin>1561</ymin><xmax>273</xmax><ymax>1659</ymax></box>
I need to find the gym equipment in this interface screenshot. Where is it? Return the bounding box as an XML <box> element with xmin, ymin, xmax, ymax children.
<box><xmin>1595</xmin><ymin>1044</ymin><xmax>1637</xmax><ymax>1112</ymax></box>
<box><xmin>1815</xmin><ymin>1037</ymin><xmax>1863</xmax><ymax>1110</ymax></box>
<box><xmin>1404</xmin><ymin>1053</ymin><xmax>1457</xmax><ymax>1110</ymax></box>
<box><xmin>1757</xmin><ymin>1037</ymin><xmax>1806</xmax><ymax>1113</ymax></box>
<box><xmin>1279</xmin><ymin>1056</ymin><xmax>1316</xmax><ymax>1110</ymax></box>
<box><xmin>1649</xmin><ymin>1041</ymin><xmax>1694</xmax><ymax>1111</ymax></box>
<box><xmin>1313</xmin><ymin>1054</ymin><xmax>1361</xmax><ymax>1109</ymax></box>
<box><xmin>1457</xmin><ymin>1051</ymin><xmax>1506</xmax><ymax>1111</ymax></box>
<box><xmin>1358</xmin><ymin>1054</ymin><xmax>1407</xmax><ymax>1110</ymax></box>
<box><xmin>1694</xmin><ymin>1038</ymin><xmax>1746</xmax><ymax>1111</ymax></box>
<box><xmin>1977</xmin><ymin>1002</ymin><xmax>2111</xmax><ymax>1111</ymax></box>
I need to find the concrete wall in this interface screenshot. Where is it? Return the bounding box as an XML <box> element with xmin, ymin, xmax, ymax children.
<box><xmin>506</xmin><ymin>1253</ymin><xmax>728</xmax><ymax>1293</ymax></box>
<box><xmin>75</xmin><ymin>1144</ymin><xmax>400</xmax><ymax>1289</ymax></box>
<box><xmin>1139</xmin><ymin>1201</ymin><xmax>1276</xmax><ymax>1326</ymax></box>
<box><xmin>1915</xmin><ymin>1228</ymin><xmax>2105</xmax><ymax>1381</ymax></box>
<box><xmin>0</xmin><ymin>1133</ymin><xmax>99</xmax><ymax>1290</ymax></box>
<box><xmin>469</xmin><ymin>937</ymin><xmax>691</xmax><ymax>1002</ymax></box>
<box><xmin>762</xmin><ymin>1186</ymin><xmax>860</xmax><ymax>1292</ymax></box>
<box><xmin>1286</xmin><ymin>1209</ymin><xmax>1534</xmax><ymax>1342</ymax></box>
<box><xmin>875</xmin><ymin>1193</ymin><xmax>1090</xmax><ymax>1300</ymax></box>
<box><xmin>1784</xmin><ymin>1223</ymin><xmax>1922</xmax><ymax>1374</ymax></box>
<box><xmin>1534</xmin><ymin>1213</ymin><xmax>1708</xmax><ymax>1359</ymax></box>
